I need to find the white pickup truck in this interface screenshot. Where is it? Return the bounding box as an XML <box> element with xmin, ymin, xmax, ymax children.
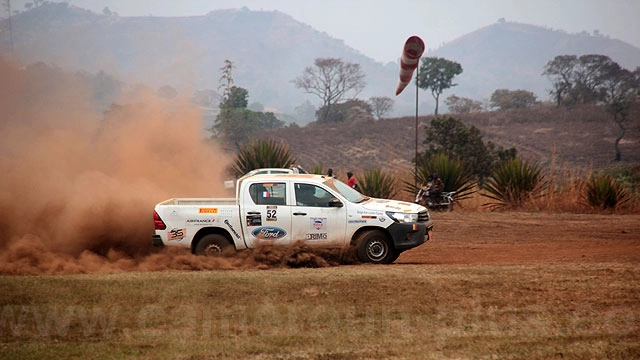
<box><xmin>152</xmin><ymin>174</ymin><xmax>433</xmax><ymax>264</ymax></box>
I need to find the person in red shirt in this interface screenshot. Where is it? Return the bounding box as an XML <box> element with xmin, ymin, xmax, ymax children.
<box><xmin>347</xmin><ymin>171</ymin><xmax>359</xmax><ymax>190</ymax></box>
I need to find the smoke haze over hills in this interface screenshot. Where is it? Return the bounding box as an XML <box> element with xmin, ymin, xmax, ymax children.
<box><xmin>1</xmin><ymin>3</ymin><xmax>639</xmax><ymax>117</ymax></box>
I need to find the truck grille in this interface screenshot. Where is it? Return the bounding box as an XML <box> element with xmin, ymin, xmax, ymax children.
<box><xmin>418</xmin><ymin>210</ymin><xmax>430</xmax><ymax>223</ymax></box>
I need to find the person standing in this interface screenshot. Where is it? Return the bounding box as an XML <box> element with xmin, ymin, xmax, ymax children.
<box><xmin>347</xmin><ymin>171</ymin><xmax>358</xmax><ymax>190</ymax></box>
<box><xmin>327</xmin><ymin>168</ymin><xmax>336</xmax><ymax>178</ymax></box>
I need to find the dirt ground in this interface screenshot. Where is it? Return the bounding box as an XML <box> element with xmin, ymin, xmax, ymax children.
<box><xmin>1</xmin><ymin>211</ymin><xmax>638</xmax><ymax>275</ymax></box>
<box><xmin>398</xmin><ymin>212</ymin><xmax>640</xmax><ymax>265</ymax></box>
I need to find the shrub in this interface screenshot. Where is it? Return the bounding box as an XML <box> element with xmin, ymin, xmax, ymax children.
<box><xmin>405</xmin><ymin>153</ymin><xmax>477</xmax><ymax>201</ymax></box>
<box><xmin>583</xmin><ymin>174</ymin><xmax>630</xmax><ymax>209</ymax></box>
<box><xmin>357</xmin><ymin>169</ymin><xmax>398</xmax><ymax>199</ymax></box>
<box><xmin>230</xmin><ymin>139</ymin><xmax>295</xmax><ymax>177</ymax></box>
<box><xmin>482</xmin><ymin>157</ymin><xmax>546</xmax><ymax>209</ymax></box>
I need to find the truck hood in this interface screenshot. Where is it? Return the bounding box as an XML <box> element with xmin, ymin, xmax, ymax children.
<box><xmin>360</xmin><ymin>198</ymin><xmax>426</xmax><ymax>214</ymax></box>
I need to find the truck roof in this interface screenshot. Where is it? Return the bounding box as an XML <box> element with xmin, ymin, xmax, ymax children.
<box><xmin>239</xmin><ymin>173</ymin><xmax>328</xmax><ymax>182</ymax></box>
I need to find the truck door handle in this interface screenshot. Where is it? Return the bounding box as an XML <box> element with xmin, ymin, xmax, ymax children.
<box><xmin>247</xmin><ymin>211</ymin><xmax>260</xmax><ymax>215</ymax></box>
<box><xmin>293</xmin><ymin>212</ymin><xmax>307</xmax><ymax>216</ymax></box>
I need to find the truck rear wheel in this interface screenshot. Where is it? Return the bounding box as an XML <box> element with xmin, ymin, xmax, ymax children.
<box><xmin>194</xmin><ymin>234</ymin><xmax>234</xmax><ymax>256</ymax></box>
<box><xmin>356</xmin><ymin>230</ymin><xmax>396</xmax><ymax>264</ymax></box>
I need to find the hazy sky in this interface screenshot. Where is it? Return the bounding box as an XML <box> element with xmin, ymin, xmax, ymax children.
<box><xmin>10</xmin><ymin>0</ymin><xmax>640</xmax><ymax>64</ymax></box>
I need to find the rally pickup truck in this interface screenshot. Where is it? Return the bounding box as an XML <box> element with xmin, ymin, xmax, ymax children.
<box><xmin>152</xmin><ymin>174</ymin><xmax>433</xmax><ymax>264</ymax></box>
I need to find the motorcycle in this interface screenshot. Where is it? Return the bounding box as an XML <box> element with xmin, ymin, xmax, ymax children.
<box><xmin>415</xmin><ymin>183</ymin><xmax>456</xmax><ymax>211</ymax></box>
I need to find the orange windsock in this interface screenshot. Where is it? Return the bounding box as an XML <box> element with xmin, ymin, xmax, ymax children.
<box><xmin>395</xmin><ymin>36</ymin><xmax>425</xmax><ymax>95</ymax></box>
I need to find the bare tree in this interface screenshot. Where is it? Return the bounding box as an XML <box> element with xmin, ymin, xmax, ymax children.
<box><xmin>369</xmin><ymin>96</ymin><xmax>394</xmax><ymax>120</ymax></box>
<box><xmin>293</xmin><ymin>58</ymin><xmax>366</xmax><ymax>123</ymax></box>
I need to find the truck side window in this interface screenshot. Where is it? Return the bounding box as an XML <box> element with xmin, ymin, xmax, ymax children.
<box><xmin>249</xmin><ymin>183</ymin><xmax>286</xmax><ymax>206</ymax></box>
<box><xmin>295</xmin><ymin>183</ymin><xmax>333</xmax><ymax>207</ymax></box>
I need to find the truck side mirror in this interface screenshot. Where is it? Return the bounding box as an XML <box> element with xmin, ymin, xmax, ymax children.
<box><xmin>329</xmin><ymin>198</ymin><xmax>343</xmax><ymax>208</ymax></box>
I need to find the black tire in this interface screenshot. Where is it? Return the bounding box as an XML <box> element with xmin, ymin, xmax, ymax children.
<box><xmin>356</xmin><ymin>230</ymin><xmax>396</xmax><ymax>264</ymax></box>
<box><xmin>194</xmin><ymin>234</ymin><xmax>234</xmax><ymax>256</ymax></box>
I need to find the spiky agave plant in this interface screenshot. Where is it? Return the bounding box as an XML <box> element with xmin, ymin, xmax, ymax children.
<box><xmin>230</xmin><ymin>139</ymin><xmax>295</xmax><ymax>177</ymax></box>
<box><xmin>310</xmin><ymin>164</ymin><xmax>324</xmax><ymax>175</ymax></box>
<box><xmin>583</xmin><ymin>174</ymin><xmax>630</xmax><ymax>210</ymax></box>
<box><xmin>482</xmin><ymin>157</ymin><xmax>546</xmax><ymax>209</ymax></box>
<box><xmin>403</xmin><ymin>153</ymin><xmax>476</xmax><ymax>201</ymax></box>
<box><xmin>357</xmin><ymin>169</ymin><xmax>398</xmax><ymax>199</ymax></box>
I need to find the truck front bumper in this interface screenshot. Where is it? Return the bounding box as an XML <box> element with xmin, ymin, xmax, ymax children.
<box><xmin>387</xmin><ymin>220</ymin><xmax>433</xmax><ymax>251</ymax></box>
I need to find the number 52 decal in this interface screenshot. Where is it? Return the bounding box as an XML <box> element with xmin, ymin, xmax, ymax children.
<box><xmin>266</xmin><ymin>209</ymin><xmax>277</xmax><ymax>221</ymax></box>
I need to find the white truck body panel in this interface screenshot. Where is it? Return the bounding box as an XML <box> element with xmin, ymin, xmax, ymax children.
<box><xmin>153</xmin><ymin>174</ymin><xmax>432</xmax><ymax>259</ymax></box>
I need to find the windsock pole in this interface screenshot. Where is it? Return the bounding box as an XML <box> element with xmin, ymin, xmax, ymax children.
<box><xmin>415</xmin><ymin>64</ymin><xmax>419</xmax><ymax>186</ymax></box>
<box><xmin>395</xmin><ymin>36</ymin><xmax>425</xmax><ymax>186</ymax></box>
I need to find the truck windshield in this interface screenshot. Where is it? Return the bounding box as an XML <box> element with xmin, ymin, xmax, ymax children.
<box><xmin>325</xmin><ymin>178</ymin><xmax>369</xmax><ymax>203</ymax></box>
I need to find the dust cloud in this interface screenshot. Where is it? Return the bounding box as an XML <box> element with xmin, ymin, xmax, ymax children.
<box><xmin>0</xmin><ymin>57</ymin><xmax>351</xmax><ymax>275</ymax></box>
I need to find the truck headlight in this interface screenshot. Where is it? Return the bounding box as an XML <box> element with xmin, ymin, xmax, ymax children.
<box><xmin>386</xmin><ymin>211</ymin><xmax>418</xmax><ymax>223</ymax></box>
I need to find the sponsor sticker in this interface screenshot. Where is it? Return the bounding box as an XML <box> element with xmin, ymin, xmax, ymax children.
<box><xmin>199</xmin><ymin>208</ymin><xmax>218</xmax><ymax>214</ymax></box>
<box><xmin>348</xmin><ymin>220</ymin><xmax>367</xmax><ymax>224</ymax></box>
<box><xmin>305</xmin><ymin>233</ymin><xmax>328</xmax><ymax>240</ymax></box>
<box><xmin>310</xmin><ymin>217</ymin><xmax>326</xmax><ymax>231</ymax></box>
<box><xmin>252</xmin><ymin>226</ymin><xmax>287</xmax><ymax>240</ymax></box>
<box><xmin>266</xmin><ymin>207</ymin><xmax>277</xmax><ymax>221</ymax></box>
<box><xmin>247</xmin><ymin>214</ymin><xmax>262</xmax><ymax>227</ymax></box>
<box><xmin>186</xmin><ymin>219</ymin><xmax>215</xmax><ymax>225</ymax></box>
<box><xmin>224</xmin><ymin>219</ymin><xmax>241</xmax><ymax>239</ymax></box>
<box><xmin>168</xmin><ymin>228</ymin><xmax>186</xmax><ymax>241</ymax></box>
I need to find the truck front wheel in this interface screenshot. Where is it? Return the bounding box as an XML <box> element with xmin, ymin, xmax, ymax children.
<box><xmin>356</xmin><ymin>230</ymin><xmax>396</xmax><ymax>264</ymax></box>
<box><xmin>195</xmin><ymin>234</ymin><xmax>234</xmax><ymax>256</ymax></box>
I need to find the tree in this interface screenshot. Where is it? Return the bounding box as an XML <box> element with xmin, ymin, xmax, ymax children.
<box><xmin>543</xmin><ymin>54</ymin><xmax>630</xmax><ymax>106</ymax></box>
<box><xmin>258</xmin><ymin>112</ymin><xmax>285</xmax><ymax>130</ymax></box>
<box><xmin>219</xmin><ymin>86</ymin><xmax>248</xmax><ymax>110</ymax></box>
<box><xmin>293</xmin><ymin>58</ymin><xmax>366</xmax><ymax>122</ymax></box>
<box><xmin>416</xmin><ymin>57</ymin><xmax>463</xmax><ymax>116</ymax></box>
<box><xmin>214</xmin><ymin>109</ymin><xmax>259</xmax><ymax>144</ymax></box>
<box><xmin>218</xmin><ymin>59</ymin><xmax>234</xmax><ymax>111</ymax></box>
<box><xmin>444</xmin><ymin>94</ymin><xmax>483</xmax><ymax>114</ymax></box>
<box><xmin>542</xmin><ymin>55</ymin><xmax>578</xmax><ymax>106</ymax></box>
<box><xmin>212</xmin><ymin>62</ymin><xmax>284</xmax><ymax>144</ymax></box>
<box><xmin>368</xmin><ymin>96</ymin><xmax>394</xmax><ymax>120</ymax></box>
<box><xmin>544</xmin><ymin>55</ymin><xmax>639</xmax><ymax>160</ymax></box>
<box><xmin>489</xmin><ymin>89</ymin><xmax>537</xmax><ymax>110</ymax></box>
<box><xmin>315</xmin><ymin>99</ymin><xmax>373</xmax><ymax>124</ymax></box>
<box><xmin>600</xmin><ymin>63</ymin><xmax>638</xmax><ymax>161</ymax></box>
<box><xmin>421</xmin><ymin>116</ymin><xmax>516</xmax><ymax>182</ymax></box>
<box><xmin>572</xmin><ymin>54</ymin><xmax>615</xmax><ymax>104</ymax></box>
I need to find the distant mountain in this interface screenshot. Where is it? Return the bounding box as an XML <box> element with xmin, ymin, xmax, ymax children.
<box><xmin>1</xmin><ymin>3</ymin><xmax>639</xmax><ymax>119</ymax></box>
<box><xmin>428</xmin><ymin>21</ymin><xmax>640</xmax><ymax>102</ymax></box>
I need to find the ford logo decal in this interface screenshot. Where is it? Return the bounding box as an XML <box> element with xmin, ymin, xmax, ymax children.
<box><xmin>252</xmin><ymin>226</ymin><xmax>287</xmax><ymax>239</ymax></box>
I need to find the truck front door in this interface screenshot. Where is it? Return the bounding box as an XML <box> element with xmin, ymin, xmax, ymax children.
<box><xmin>291</xmin><ymin>182</ymin><xmax>348</xmax><ymax>246</ymax></box>
<box><xmin>241</xmin><ymin>181</ymin><xmax>292</xmax><ymax>248</ymax></box>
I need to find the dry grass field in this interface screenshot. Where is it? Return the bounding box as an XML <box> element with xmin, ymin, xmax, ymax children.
<box><xmin>1</xmin><ymin>211</ymin><xmax>638</xmax><ymax>360</ymax></box>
